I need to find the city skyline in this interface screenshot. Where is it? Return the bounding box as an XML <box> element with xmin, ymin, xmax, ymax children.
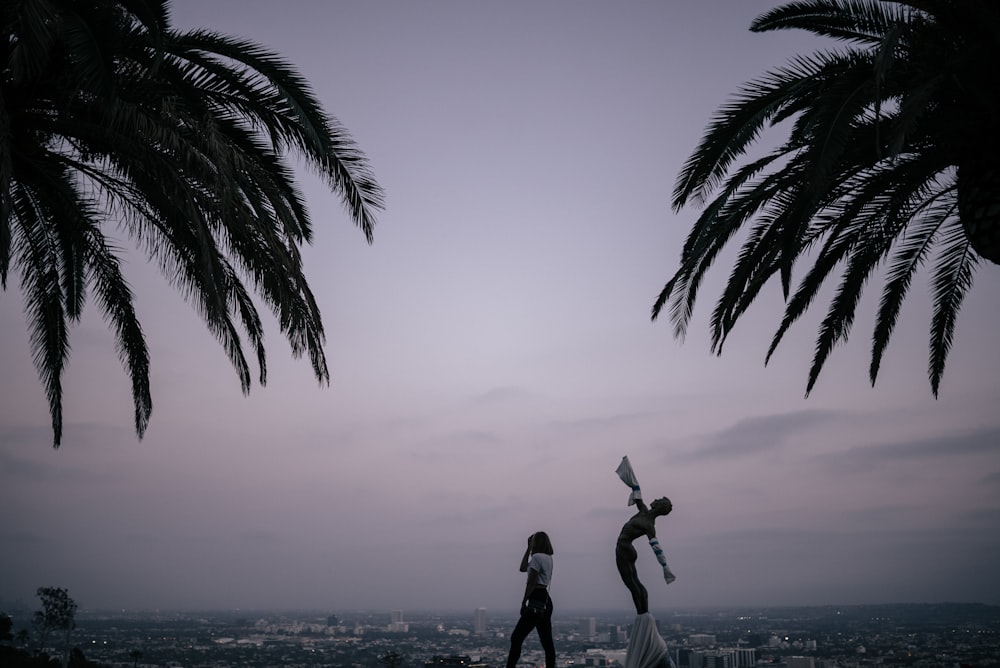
<box><xmin>3</xmin><ymin>602</ymin><xmax>998</xmax><ymax>668</ymax></box>
<box><xmin>2</xmin><ymin>0</ymin><xmax>999</xmax><ymax>614</ymax></box>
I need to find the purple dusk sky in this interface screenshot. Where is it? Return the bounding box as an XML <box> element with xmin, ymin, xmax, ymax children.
<box><xmin>2</xmin><ymin>0</ymin><xmax>999</xmax><ymax>614</ymax></box>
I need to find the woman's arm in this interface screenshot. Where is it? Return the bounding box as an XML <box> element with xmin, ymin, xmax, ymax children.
<box><xmin>519</xmin><ymin>534</ymin><xmax>533</xmax><ymax>572</ymax></box>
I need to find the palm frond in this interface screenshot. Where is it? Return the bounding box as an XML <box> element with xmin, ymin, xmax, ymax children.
<box><xmin>927</xmin><ymin>217</ymin><xmax>978</xmax><ymax>396</ymax></box>
<box><xmin>869</xmin><ymin>192</ymin><xmax>953</xmax><ymax>384</ymax></box>
<box><xmin>168</xmin><ymin>29</ymin><xmax>384</xmax><ymax>241</ymax></box>
<box><xmin>656</xmin><ymin>0</ymin><xmax>991</xmax><ymax>396</ymax></box>
<box><xmin>0</xmin><ymin>97</ymin><xmax>11</xmax><ymax>286</ymax></box>
<box><xmin>751</xmin><ymin>0</ymin><xmax>908</xmax><ymax>44</ymax></box>
<box><xmin>82</xmin><ymin>226</ymin><xmax>152</xmax><ymax>438</ymax></box>
<box><xmin>2</xmin><ymin>0</ymin><xmax>385</xmax><ymax>445</ymax></box>
<box><xmin>10</xmin><ymin>182</ymin><xmax>69</xmax><ymax>445</ymax></box>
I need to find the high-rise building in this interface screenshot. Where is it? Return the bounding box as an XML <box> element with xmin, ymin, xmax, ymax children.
<box><xmin>579</xmin><ymin>617</ymin><xmax>597</xmax><ymax>639</ymax></box>
<box><xmin>678</xmin><ymin>648</ymin><xmax>706</xmax><ymax>668</ymax></box>
<box><xmin>474</xmin><ymin>608</ymin><xmax>486</xmax><ymax>635</ymax></box>
<box><xmin>388</xmin><ymin>610</ymin><xmax>408</xmax><ymax>633</ymax></box>
<box><xmin>703</xmin><ymin>649</ymin><xmax>737</xmax><ymax>668</ymax></box>
<box><xmin>734</xmin><ymin>647</ymin><xmax>756</xmax><ymax>667</ymax></box>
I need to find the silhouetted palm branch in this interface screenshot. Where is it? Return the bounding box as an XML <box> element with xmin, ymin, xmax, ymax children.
<box><xmin>654</xmin><ymin>0</ymin><xmax>999</xmax><ymax>396</ymax></box>
<box><xmin>1</xmin><ymin>0</ymin><xmax>384</xmax><ymax>446</ymax></box>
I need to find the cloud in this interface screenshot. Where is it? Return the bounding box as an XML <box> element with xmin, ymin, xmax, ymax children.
<box><xmin>403</xmin><ymin>429</ymin><xmax>504</xmax><ymax>463</ymax></box>
<box><xmin>0</xmin><ymin>421</ymin><xmax>132</xmax><ymax>453</ymax></box>
<box><xmin>821</xmin><ymin>425</ymin><xmax>1000</xmax><ymax>473</ymax></box>
<box><xmin>546</xmin><ymin>411</ymin><xmax>660</xmax><ymax>435</ymax></box>
<box><xmin>679</xmin><ymin>409</ymin><xmax>842</xmax><ymax>461</ymax></box>
<box><xmin>981</xmin><ymin>471</ymin><xmax>1000</xmax><ymax>486</ymax></box>
<box><xmin>468</xmin><ymin>385</ymin><xmax>535</xmax><ymax>405</ymax></box>
<box><xmin>234</xmin><ymin>529</ymin><xmax>283</xmax><ymax>545</ymax></box>
<box><xmin>958</xmin><ymin>507</ymin><xmax>1000</xmax><ymax>527</ymax></box>
<box><xmin>0</xmin><ymin>530</ymin><xmax>49</xmax><ymax>547</ymax></box>
<box><xmin>0</xmin><ymin>450</ymin><xmax>61</xmax><ymax>482</ymax></box>
<box><xmin>0</xmin><ymin>423</ymin><xmax>61</xmax><ymax>451</ymax></box>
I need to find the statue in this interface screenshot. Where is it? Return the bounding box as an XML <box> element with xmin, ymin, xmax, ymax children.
<box><xmin>616</xmin><ymin>496</ymin><xmax>675</xmax><ymax>614</ymax></box>
<box><xmin>615</xmin><ymin>456</ymin><xmax>676</xmax><ymax>668</ymax></box>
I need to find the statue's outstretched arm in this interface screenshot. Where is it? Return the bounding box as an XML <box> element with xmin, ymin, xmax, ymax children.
<box><xmin>648</xmin><ymin>537</ymin><xmax>676</xmax><ymax>584</ymax></box>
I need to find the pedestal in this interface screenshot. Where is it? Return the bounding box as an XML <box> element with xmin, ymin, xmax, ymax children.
<box><xmin>625</xmin><ymin>612</ymin><xmax>672</xmax><ymax>668</ymax></box>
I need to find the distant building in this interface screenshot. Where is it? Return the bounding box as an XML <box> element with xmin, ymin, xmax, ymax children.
<box><xmin>703</xmin><ymin>648</ymin><xmax>737</xmax><ymax>668</ymax></box>
<box><xmin>733</xmin><ymin>647</ymin><xmax>755</xmax><ymax>667</ymax></box>
<box><xmin>677</xmin><ymin>648</ymin><xmax>705</xmax><ymax>668</ymax></box>
<box><xmin>579</xmin><ymin>617</ymin><xmax>597</xmax><ymax>639</ymax></box>
<box><xmin>425</xmin><ymin>655</ymin><xmax>488</xmax><ymax>667</ymax></box>
<box><xmin>786</xmin><ymin>657</ymin><xmax>815</xmax><ymax>668</ymax></box>
<box><xmin>388</xmin><ymin>609</ymin><xmax>409</xmax><ymax>633</ymax></box>
<box><xmin>676</xmin><ymin>648</ymin><xmax>741</xmax><ymax>668</ymax></box>
<box><xmin>474</xmin><ymin>608</ymin><xmax>486</xmax><ymax>635</ymax></box>
<box><xmin>689</xmin><ymin>633</ymin><xmax>716</xmax><ymax>646</ymax></box>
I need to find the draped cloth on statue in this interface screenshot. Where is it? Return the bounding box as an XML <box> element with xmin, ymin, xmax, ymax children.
<box><xmin>625</xmin><ymin>613</ymin><xmax>672</xmax><ymax>668</ymax></box>
<box><xmin>616</xmin><ymin>456</ymin><xmax>643</xmax><ymax>506</ymax></box>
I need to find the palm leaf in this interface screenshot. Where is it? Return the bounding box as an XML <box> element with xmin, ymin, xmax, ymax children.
<box><xmin>751</xmin><ymin>0</ymin><xmax>906</xmax><ymax>45</ymax></box>
<box><xmin>870</xmin><ymin>193</ymin><xmax>952</xmax><ymax>384</ymax></box>
<box><xmin>927</xmin><ymin>217</ymin><xmax>978</xmax><ymax>395</ymax></box>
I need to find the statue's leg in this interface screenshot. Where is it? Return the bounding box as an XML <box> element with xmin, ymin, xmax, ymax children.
<box><xmin>631</xmin><ymin>577</ymin><xmax>648</xmax><ymax>615</ymax></box>
<box><xmin>616</xmin><ymin>542</ymin><xmax>649</xmax><ymax>615</ymax></box>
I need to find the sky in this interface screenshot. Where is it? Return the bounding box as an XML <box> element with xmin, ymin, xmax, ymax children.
<box><xmin>2</xmin><ymin>0</ymin><xmax>1000</xmax><ymax>616</ymax></box>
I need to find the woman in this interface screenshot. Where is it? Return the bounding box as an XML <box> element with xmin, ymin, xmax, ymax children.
<box><xmin>505</xmin><ymin>531</ymin><xmax>555</xmax><ymax>668</ymax></box>
<box><xmin>616</xmin><ymin>496</ymin><xmax>675</xmax><ymax>615</ymax></box>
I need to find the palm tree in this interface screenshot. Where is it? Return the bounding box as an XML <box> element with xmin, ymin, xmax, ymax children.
<box><xmin>2</xmin><ymin>0</ymin><xmax>384</xmax><ymax>446</ymax></box>
<box><xmin>653</xmin><ymin>0</ymin><xmax>999</xmax><ymax>396</ymax></box>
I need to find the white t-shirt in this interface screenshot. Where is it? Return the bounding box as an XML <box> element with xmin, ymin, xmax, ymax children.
<box><xmin>528</xmin><ymin>553</ymin><xmax>553</xmax><ymax>587</ymax></box>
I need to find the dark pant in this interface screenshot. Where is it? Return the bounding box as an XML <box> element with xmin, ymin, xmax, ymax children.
<box><xmin>505</xmin><ymin>592</ymin><xmax>555</xmax><ymax>668</ymax></box>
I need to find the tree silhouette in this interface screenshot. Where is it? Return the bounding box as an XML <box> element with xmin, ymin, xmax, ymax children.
<box><xmin>655</xmin><ymin>0</ymin><xmax>1000</xmax><ymax>395</ymax></box>
<box><xmin>1</xmin><ymin>0</ymin><xmax>384</xmax><ymax>446</ymax></box>
<box><xmin>0</xmin><ymin>613</ymin><xmax>13</xmax><ymax>643</ymax></box>
<box><xmin>380</xmin><ymin>649</ymin><xmax>407</xmax><ymax>668</ymax></box>
<box><xmin>33</xmin><ymin>587</ymin><xmax>76</xmax><ymax>666</ymax></box>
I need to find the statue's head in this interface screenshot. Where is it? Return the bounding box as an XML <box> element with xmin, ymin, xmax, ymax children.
<box><xmin>531</xmin><ymin>531</ymin><xmax>554</xmax><ymax>555</ymax></box>
<box><xmin>650</xmin><ymin>497</ymin><xmax>672</xmax><ymax>516</ymax></box>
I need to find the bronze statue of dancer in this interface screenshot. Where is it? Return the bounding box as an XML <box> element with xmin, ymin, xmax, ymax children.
<box><xmin>615</xmin><ymin>495</ymin><xmax>675</xmax><ymax>615</ymax></box>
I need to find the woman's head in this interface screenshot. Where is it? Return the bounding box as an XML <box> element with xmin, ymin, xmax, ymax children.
<box><xmin>530</xmin><ymin>531</ymin><xmax>554</xmax><ymax>555</ymax></box>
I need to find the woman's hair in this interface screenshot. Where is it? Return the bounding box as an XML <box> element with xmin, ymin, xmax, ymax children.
<box><xmin>531</xmin><ymin>531</ymin><xmax>554</xmax><ymax>555</ymax></box>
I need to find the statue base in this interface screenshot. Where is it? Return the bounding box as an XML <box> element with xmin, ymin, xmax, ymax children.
<box><xmin>625</xmin><ymin>612</ymin><xmax>673</xmax><ymax>668</ymax></box>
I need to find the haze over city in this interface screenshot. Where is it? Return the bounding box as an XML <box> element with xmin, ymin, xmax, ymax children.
<box><xmin>2</xmin><ymin>0</ymin><xmax>999</xmax><ymax>615</ymax></box>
